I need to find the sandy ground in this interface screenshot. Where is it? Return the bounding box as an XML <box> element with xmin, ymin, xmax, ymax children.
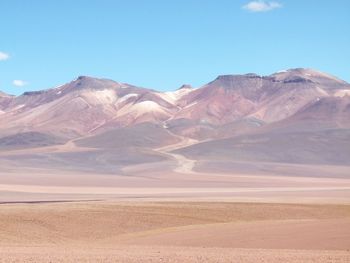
<box><xmin>1</xmin><ymin>246</ymin><xmax>349</xmax><ymax>263</ymax></box>
<box><xmin>1</xmin><ymin>138</ymin><xmax>350</xmax><ymax>262</ymax></box>
<box><xmin>0</xmin><ymin>201</ymin><xmax>350</xmax><ymax>262</ymax></box>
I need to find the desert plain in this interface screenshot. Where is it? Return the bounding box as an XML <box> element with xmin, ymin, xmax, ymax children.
<box><xmin>1</xmin><ymin>155</ymin><xmax>350</xmax><ymax>262</ymax></box>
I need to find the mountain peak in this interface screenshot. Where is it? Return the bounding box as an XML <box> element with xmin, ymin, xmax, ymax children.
<box><xmin>177</xmin><ymin>84</ymin><xmax>193</xmax><ymax>90</ymax></box>
<box><xmin>74</xmin><ymin>75</ymin><xmax>102</xmax><ymax>83</ymax></box>
<box><xmin>77</xmin><ymin>75</ymin><xmax>89</xmax><ymax>80</ymax></box>
<box><xmin>271</xmin><ymin>68</ymin><xmax>348</xmax><ymax>87</ymax></box>
<box><xmin>75</xmin><ymin>75</ymin><xmax>101</xmax><ymax>82</ymax></box>
<box><xmin>67</xmin><ymin>76</ymin><xmax>121</xmax><ymax>91</ymax></box>
<box><xmin>0</xmin><ymin>91</ymin><xmax>13</xmax><ymax>97</ymax></box>
<box><xmin>215</xmin><ymin>73</ymin><xmax>262</xmax><ymax>81</ymax></box>
<box><xmin>215</xmin><ymin>74</ymin><xmax>238</xmax><ymax>80</ymax></box>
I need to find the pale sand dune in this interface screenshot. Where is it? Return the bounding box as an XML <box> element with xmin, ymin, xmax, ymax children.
<box><xmin>0</xmin><ymin>202</ymin><xmax>350</xmax><ymax>262</ymax></box>
<box><xmin>125</xmin><ymin>219</ymin><xmax>350</xmax><ymax>250</ymax></box>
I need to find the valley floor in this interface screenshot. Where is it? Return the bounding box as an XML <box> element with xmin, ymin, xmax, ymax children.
<box><xmin>1</xmin><ymin>141</ymin><xmax>350</xmax><ymax>262</ymax></box>
<box><xmin>0</xmin><ymin>201</ymin><xmax>350</xmax><ymax>262</ymax></box>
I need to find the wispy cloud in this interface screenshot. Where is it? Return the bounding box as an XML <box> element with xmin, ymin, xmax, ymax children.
<box><xmin>243</xmin><ymin>1</ymin><xmax>282</xmax><ymax>12</ymax></box>
<box><xmin>0</xmin><ymin>51</ymin><xmax>10</xmax><ymax>61</ymax></box>
<box><xmin>13</xmin><ymin>80</ymin><xmax>28</xmax><ymax>87</ymax></box>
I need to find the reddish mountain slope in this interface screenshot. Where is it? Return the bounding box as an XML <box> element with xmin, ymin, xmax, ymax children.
<box><xmin>0</xmin><ymin>68</ymin><xmax>349</xmax><ymax>166</ymax></box>
<box><xmin>0</xmin><ymin>76</ymin><xmax>177</xmax><ymax>139</ymax></box>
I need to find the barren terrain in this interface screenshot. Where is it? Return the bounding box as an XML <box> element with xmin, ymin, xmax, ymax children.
<box><xmin>1</xmin><ymin>69</ymin><xmax>350</xmax><ymax>262</ymax></box>
<box><xmin>1</xmin><ymin>129</ymin><xmax>350</xmax><ymax>262</ymax></box>
<box><xmin>1</xmin><ymin>201</ymin><xmax>350</xmax><ymax>262</ymax></box>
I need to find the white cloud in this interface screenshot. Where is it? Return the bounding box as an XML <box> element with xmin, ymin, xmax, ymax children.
<box><xmin>0</xmin><ymin>51</ymin><xmax>10</xmax><ymax>61</ymax></box>
<box><xmin>243</xmin><ymin>1</ymin><xmax>282</xmax><ymax>12</ymax></box>
<box><xmin>13</xmin><ymin>80</ymin><xmax>28</xmax><ymax>87</ymax></box>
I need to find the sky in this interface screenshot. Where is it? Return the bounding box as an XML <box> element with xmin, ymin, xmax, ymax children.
<box><xmin>0</xmin><ymin>0</ymin><xmax>349</xmax><ymax>95</ymax></box>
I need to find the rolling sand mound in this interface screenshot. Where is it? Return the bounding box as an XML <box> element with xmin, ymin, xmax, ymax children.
<box><xmin>0</xmin><ymin>202</ymin><xmax>349</xmax><ymax>262</ymax></box>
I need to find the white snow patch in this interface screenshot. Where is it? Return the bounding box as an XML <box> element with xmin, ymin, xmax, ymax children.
<box><xmin>10</xmin><ymin>104</ymin><xmax>26</xmax><ymax>111</ymax></box>
<box><xmin>157</xmin><ymin>92</ymin><xmax>177</xmax><ymax>104</ymax></box>
<box><xmin>159</xmin><ymin>88</ymin><xmax>192</xmax><ymax>104</ymax></box>
<box><xmin>115</xmin><ymin>100</ymin><xmax>169</xmax><ymax>119</ymax></box>
<box><xmin>315</xmin><ymin>86</ymin><xmax>328</xmax><ymax>96</ymax></box>
<box><xmin>118</xmin><ymin>93</ymin><xmax>138</xmax><ymax>103</ymax></box>
<box><xmin>93</xmin><ymin>89</ymin><xmax>117</xmax><ymax>103</ymax></box>
<box><xmin>53</xmin><ymin>83</ymin><xmax>65</xmax><ymax>90</ymax></box>
<box><xmin>131</xmin><ymin>100</ymin><xmax>168</xmax><ymax>116</ymax></box>
<box><xmin>134</xmin><ymin>100</ymin><xmax>162</xmax><ymax>110</ymax></box>
<box><xmin>184</xmin><ymin>100</ymin><xmax>199</xmax><ymax>109</ymax></box>
<box><xmin>334</xmin><ymin>89</ymin><xmax>350</xmax><ymax>97</ymax></box>
<box><xmin>277</xmin><ymin>70</ymin><xmax>288</xmax><ymax>73</ymax></box>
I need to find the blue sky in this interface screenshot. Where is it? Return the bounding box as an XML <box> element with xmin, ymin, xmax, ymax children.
<box><xmin>1</xmin><ymin>0</ymin><xmax>349</xmax><ymax>95</ymax></box>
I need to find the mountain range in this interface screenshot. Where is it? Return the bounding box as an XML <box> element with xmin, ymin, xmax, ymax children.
<box><xmin>1</xmin><ymin>68</ymin><xmax>349</xmax><ymax>176</ymax></box>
